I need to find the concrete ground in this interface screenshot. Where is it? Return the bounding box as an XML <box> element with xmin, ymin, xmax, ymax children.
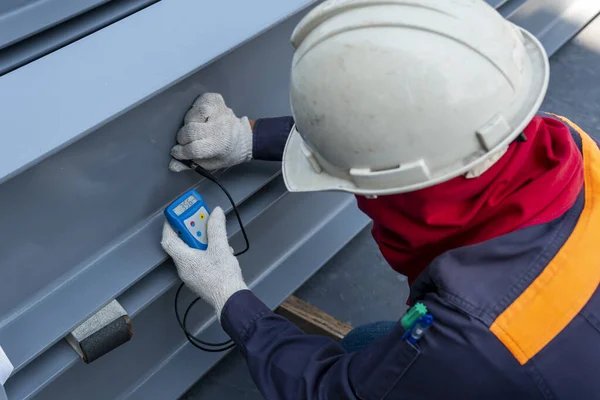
<box><xmin>182</xmin><ymin>15</ymin><xmax>600</xmax><ymax>399</ymax></box>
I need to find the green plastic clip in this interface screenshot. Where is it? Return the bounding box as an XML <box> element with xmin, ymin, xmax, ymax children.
<box><xmin>401</xmin><ymin>303</ymin><xmax>428</xmax><ymax>330</ymax></box>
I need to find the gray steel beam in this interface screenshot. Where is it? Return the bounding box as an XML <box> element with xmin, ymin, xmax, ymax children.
<box><xmin>502</xmin><ymin>0</ymin><xmax>600</xmax><ymax>56</ymax></box>
<box><xmin>1</xmin><ymin>0</ymin><xmax>598</xmax><ymax>398</ymax></box>
<box><xmin>0</xmin><ymin>0</ymin><xmax>317</xmax><ymax>185</ymax></box>
<box><xmin>1</xmin><ymin>7</ymin><xmax>344</xmax><ymax>398</ymax></box>
<box><xmin>125</xmin><ymin>197</ymin><xmax>368</xmax><ymax>400</ymax></box>
<box><xmin>0</xmin><ymin>0</ymin><xmax>112</xmax><ymax>50</ymax></box>
<box><xmin>0</xmin><ymin>4</ymin><xmax>309</xmax><ymax>379</ymax></box>
<box><xmin>5</xmin><ymin>177</ymin><xmax>290</xmax><ymax>399</ymax></box>
<box><xmin>486</xmin><ymin>0</ymin><xmax>511</xmax><ymax>8</ymax></box>
<box><xmin>0</xmin><ymin>0</ymin><xmax>160</xmax><ymax>76</ymax></box>
<box><xmin>27</xmin><ymin>192</ymin><xmax>369</xmax><ymax>400</ymax></box>
<box><xmin>0</xmin><ymin>163</ymin><xmax>279</xmax><ymax>375</ymax></box>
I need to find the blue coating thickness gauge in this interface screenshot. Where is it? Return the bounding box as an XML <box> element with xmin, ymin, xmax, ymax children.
<box><xmin>165</xmin><ymin>189</ymin><xmax>211</xmax><ymax>250</ymax></box>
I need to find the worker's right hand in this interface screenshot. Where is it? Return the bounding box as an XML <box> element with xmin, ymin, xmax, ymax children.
<box><xmin>169</xmin><ymin>93</ymin><xmax>253</xmax><ymax>172</ymax></box>
<box><xmin>161</xmin><ymin>207</ymin><xmax>249</xmax><ymax>318</ymax></box>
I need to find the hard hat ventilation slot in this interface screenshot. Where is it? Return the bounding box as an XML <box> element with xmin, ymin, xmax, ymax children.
<box><xmin>476</xmin><ymin>115</ymin><xmax>511</xmax><ymax>151</ymax></box>
<box><xmin>350</xmin><ymin>160</ymin><xmax>430</xmax><ymax>186</ymax></box>
<box><xmin>300</xmin><ymin>139</ymin><xmax>323</xmax><ymax>174</ymax></box>
<box><xmin>370</xmin><ymin>164</ymin><xmax>401</xmax><ymax>173</ymax></box>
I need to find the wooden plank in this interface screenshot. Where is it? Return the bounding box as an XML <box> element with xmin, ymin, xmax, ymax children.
<box><xmin>276</xmin><ymin>296</ymin><xmax>352</xmax><ymax>341</ymax></box>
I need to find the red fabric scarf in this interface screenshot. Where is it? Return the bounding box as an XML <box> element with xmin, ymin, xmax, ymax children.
<box><xmin>356</xmin><ymin>116</ymin><xmax>584</xmax><ymax>285</ymax></box>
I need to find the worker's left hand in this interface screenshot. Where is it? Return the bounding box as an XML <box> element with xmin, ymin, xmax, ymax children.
<box><xmin>169</xmin><ymin>93</ymin><xmax>253</xmax><ymax>172</ymax></box>
<box><xmin>161</xmin><ymin>207</ymin><xmax>248</xmax><ymax>318</ymax></box>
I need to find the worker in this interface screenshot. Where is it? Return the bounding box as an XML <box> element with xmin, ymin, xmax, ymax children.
<box><xmin>162</xmin><ymin>0</ymin><xmax>600</xmax><ymax>398</ymax></box>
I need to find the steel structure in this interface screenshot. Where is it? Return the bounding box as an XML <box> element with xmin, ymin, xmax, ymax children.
<box><xmin>0</xmin><ymin>0</ymin><xmax>598</xmax><ymax>398</ymax></box>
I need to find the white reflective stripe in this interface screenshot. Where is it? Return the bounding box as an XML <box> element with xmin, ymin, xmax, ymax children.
<box><xmin>0</xmin><ymin>346</ymin><xmax>13</xmax><ymax>385</ymax></box>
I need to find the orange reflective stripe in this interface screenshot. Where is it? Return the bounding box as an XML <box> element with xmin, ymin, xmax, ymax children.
<box><xmin>490</xmin><ymin>115</ymin><xmax>600</xmax><ymax>365</ymax></box>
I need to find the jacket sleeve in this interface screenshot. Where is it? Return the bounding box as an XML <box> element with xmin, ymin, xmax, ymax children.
<box><xmin>252</xmin><ymin>116</ymin><xmax>294</xmax><ymax>161</ymax></box>
<box><xmin>221</xmin><ymin>290</ymin><xmax>360</xmax><ymax>399</ymax></box>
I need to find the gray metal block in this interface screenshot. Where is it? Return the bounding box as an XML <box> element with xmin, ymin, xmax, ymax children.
<box><xmin>66</xmin><ymin>300</ymin><xmax>132</xmax><ymax>364</ymax></box>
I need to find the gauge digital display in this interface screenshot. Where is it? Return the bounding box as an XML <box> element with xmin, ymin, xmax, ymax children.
<box><xmin>173</xmin><ymin>195</ymin><xmax>197</xmax><ymax>216</ymax></box>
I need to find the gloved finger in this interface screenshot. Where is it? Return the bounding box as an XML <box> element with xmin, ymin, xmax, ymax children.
<box><xmin>185</xmin><ymin>93</ymin><xmax>230</xmax><ymax>123</ymax></box>
<box><xmin>176</xmin><ymin>122</ymin><xmax>219</xmax><ymax>145</ymax></box>
<box><xmin>183</xmin><ymin>106</ymin><xmax>207</xmax><ymax>125</ymax></box>
<box><xmin>206</xmin><ymin>207</ymin><xmax>231</xmax><ymax>254</ymax></box>
<box><xmin>184</xmin><ymin>102</ymin><xmax>233</xmax><ymax>125</ymax></box>
<box><xmin>170</xmin><ymin>136</ymin><xmax>227</xmax><ymax>160</ymax></box>
<box><xmin>169</xmin><ymin>159</ymin><xmax>190</xmax><ymax>172</ymax></box>
<box><xmin>161</xmin><ymin>222</ymin><xmax>195</xmax><ymax>260</ymax></box>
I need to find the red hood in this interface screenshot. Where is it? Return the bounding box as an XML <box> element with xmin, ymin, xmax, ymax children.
<box><xmin>356</xmin><ymin>115</ymin><xmax>584</xmax><ymax>285</ymax></box>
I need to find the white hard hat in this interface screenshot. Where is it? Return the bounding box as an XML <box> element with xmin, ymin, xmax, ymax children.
<box><xmin>282</xmin><ymin>0</ymin><xmax>549</xmax><ymax>196</ymax></box>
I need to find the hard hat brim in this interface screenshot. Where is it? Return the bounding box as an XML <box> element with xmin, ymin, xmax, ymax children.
<box><xmin>282</xmin><ymin>26</ymin><xmax>549</xmax><ymax>196</ymax></box>
<box><xmin>282</xmin><ymin>125</ymin><xmax>358</xmax><ymax>193</ymax></box>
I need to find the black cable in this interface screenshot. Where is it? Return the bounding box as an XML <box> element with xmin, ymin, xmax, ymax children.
<box><xmin>187</xmin><ymin>162</ymin><xmax>250</xmax><ymax>257</ymax></box>
<box><xmin>174</xmin><ymin>283</ymin><xmax>236</xmax><ymax>352</ymax></box>
<box><xmin>173</xmin><ymin>160</ymin><xmax>250</xmax><ymax>352</ymax></box>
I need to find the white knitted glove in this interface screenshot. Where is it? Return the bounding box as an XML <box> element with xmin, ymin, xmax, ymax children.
<box><xmin>170</xmin><ymin>93</ymin><xmax>253</xmax><ymax>172</ymax></box>
<box><xmin>161</xmin><ymin>207</ymin><xmax>248</xmax><ymax>317</ymax></box>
